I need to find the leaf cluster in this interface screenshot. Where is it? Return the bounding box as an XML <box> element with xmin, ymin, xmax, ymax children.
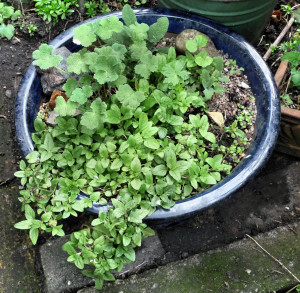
<box><xmin>0</xmin><ymin>2</ymin><xmax>21</xmax><ymax>40</ymax></box>
<box><xmin>34</xmin><ymin>0</ymin><xmax>78</xmax><ymax>23</ymax></box>
<box><xmin>17</xmin><ymin>5</ymin><xmax>254</xmax><ymax>290</ymax></box>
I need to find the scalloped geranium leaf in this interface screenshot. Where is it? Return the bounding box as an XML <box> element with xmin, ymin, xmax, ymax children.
<box><xmin>97</xmin><ymin>16</ymin><xmax>123</xmax><ymax>40</ymax></box>
<box><xmin>162</xmin><ymin>59</ymin><xmax>190</xmax><ymax>85</ymax></box>
<box><xmin>32</xmin><ymin>44</ymin><xmax>63</xmax><ymax>69</ymax></box>
<box><xmin>115</xmin><ymin>84</ymin><xmax>145</xmax><ymax>109</ymax></box>
<box><xmin>73</xmin><ymin>23</ymin><xmax>97</xmax><ymax>47</ymax></box>
<box><xmin>70</xmin><ymin>85</ymin><xmax>93</xmax><ymax>104</ymax></box>
<box><xmin>80</xmin><ymin>98</ymin><xmax>107</xmax><ymax>130</ymax></box>
<box><xmin>186</xmin><ymin>34</ymin><xmax>207</xmax><ymax>53</ymax></box>
<box><xmin>93</xmin><ymin>55</ymin><xmax>122</xmax><ymax>84</ymax></box>
<box><xmin>54</xmin><ymin>96</ymin><xmax>77</xmax><ymax>116</ymax></box>
<box><xmin>129</xmin><ymin>41</ymin><xmax>149</xmax><ymax>61</ymax></box>
<box><xmin>67</xmin><ymin>49</ymin><xmax>89</xmax><ymax>75</ymax></box>
<box><xmin>129</xmin><ymin>22</ymin><xmax>149</xmax><ymax>42</ymax></box>
<box><xmin>0</xmin><ymin>23</ymin><xmax>14</xmax><ymax>40</ymax></box>
<box><xmin>148</xmin><ymin>17</ymin><xmax>169</xmax><ymax>43</ymax></box>
<box><xmin>63</xmin><ymin>79</ymin><xmax>78</xmax><ymax>97</ymax></box>
<box><xmin>135</xmin><ymin>52</ymin><xmax>159</xmax><ymax>79</ymax></box>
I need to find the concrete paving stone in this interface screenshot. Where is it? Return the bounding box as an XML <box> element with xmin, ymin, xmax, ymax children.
<box><xmin>40</xmin><ymin>234</ymin><xmax>165</xmax><ymax>293</ymax></box>
<box><xmin>78</xmin><ymin>222</ymin><xmax>300</xmax><ymax>293</ymax></box>
<box><xmin>0</xmin><ymin>187</ymin><xmax>42</xmax><ymax>293</ymax></box>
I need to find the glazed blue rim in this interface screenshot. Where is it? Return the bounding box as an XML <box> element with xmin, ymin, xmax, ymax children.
<box><xmin>15</xmin><ymin>8</ymin><xmax>280</xmax><ymax>225</ymax></box>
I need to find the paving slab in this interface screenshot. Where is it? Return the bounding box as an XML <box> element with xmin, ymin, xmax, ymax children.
<box><xmin>78</xmin><ymin>222</ymin><xmax>300</xmax><ymax>293</ymax></box>
<box><xmin>158</xmin><ymin>157</ymin><xmax>300</xmax><ymax>262</ymax></box>
<box><xmin>40</xmin><ymin>234</ymin><xmax>165</xmax><ymax>293</ymax></box>
<box><xmin>0</xmin><ymin>186</ymin><xmax>42</xmax><ymax>293</ymax></box>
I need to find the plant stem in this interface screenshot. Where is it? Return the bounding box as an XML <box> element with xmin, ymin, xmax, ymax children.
<box><xmin>54</xmin><ymin>66</ymin><xmax>81</xmax><ymax>86</ymax></box>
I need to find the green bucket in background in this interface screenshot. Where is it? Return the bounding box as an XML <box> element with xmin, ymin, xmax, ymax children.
<box><xmin>158</xmin><ymin>0</ymin><xmax>278</xmax><ymax>43</ymax></box>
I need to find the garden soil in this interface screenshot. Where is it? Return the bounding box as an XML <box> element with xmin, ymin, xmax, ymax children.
<box><xmin>0</xmin><ymin>0</ymin><xmax>299</xmax><ymax>292</ymax></box>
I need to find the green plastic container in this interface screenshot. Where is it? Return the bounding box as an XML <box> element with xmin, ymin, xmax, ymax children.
<box><xmin>158</xmin><ymin>0</ymin><xmax>277</xmax><ymax>43</ymax></box>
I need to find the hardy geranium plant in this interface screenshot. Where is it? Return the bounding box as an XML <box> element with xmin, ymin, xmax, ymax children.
<box><xmin>14</xmin><ymin>5</ymin><xmax>253</xmax><ymax>289</ymax></box>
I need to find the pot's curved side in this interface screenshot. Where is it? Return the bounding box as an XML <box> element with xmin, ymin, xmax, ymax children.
<box><xmin>157</xmin><ymin>0</ymin><xmax>278</xmax><ymax>43</ymax></box>
<box><xmin>15</xmin><ymin>8</ymin><xmax>280</xmax><ymax>226</ymax></box>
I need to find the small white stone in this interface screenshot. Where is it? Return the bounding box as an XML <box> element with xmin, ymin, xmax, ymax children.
<box><xmin>239</xmin><ymin>82</ymin><xmax>250</xmax><ymax>89</ymax></box>
<box><xmin>67</xmin><ymin>280</ymin><xmax>71</xmax><ymax>286</ymax></box>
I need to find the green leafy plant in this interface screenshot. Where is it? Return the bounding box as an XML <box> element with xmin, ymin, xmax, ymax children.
<box><xmin>0</xmin><ymin>2</ymin><xmax>21</xmax><ymax>40</ymax></box>
<box><xmin>84</xmin><ymin>0</ymin><xmax>110</xmax><ymax>18</ymax></box>
<box><xmin>281</xmin><ymin>51</ymin><xmax>300</xmax><ymax>89</ymax></box>
<box><xmin>34</xmin><ymin>0</ymin><xmax>78</xmax><ymax>23</ymax></box>
<box><xmin>15</xmin><ymin>5</ymin><xmax>254</xmax><ymax>290</ymax></box>
<box><xmin>27</xmin><ymin>22</ymin><xmax>38</xmax><ymax>36</ymax></box>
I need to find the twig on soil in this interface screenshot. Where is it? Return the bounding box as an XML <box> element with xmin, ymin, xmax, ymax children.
<box><xmin>246</xmin><ymin>234</ymin><xmax>300</xmax><ymax>283</ymax></box>
<box><xmin>263</xmin><ymin>17</ymin><xmax>295</xmax><ymax>61</ymax></box>
<box><xmin>284</xmin><ymin>75</ymin><xmax>292</xmax><ymax>95</ymax></box>
<box><xmin>0</xmin><ymin>177</ymin><xmax>15</xmax><ymax>186</ymax></box>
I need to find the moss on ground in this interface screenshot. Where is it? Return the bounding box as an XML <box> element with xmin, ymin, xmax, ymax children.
<box><xmin>98</xmin><ymin>224</ymin><xmax>300</xmax><ymax>293</ymax></box>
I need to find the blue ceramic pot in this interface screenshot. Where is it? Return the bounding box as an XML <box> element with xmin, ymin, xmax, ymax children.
<box><xmin>15</xmin><ymin>8</ymin><xmax>280</xmax><ymax>226</ymax></box>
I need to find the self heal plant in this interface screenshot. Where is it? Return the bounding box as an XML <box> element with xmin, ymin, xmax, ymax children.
<box><xmin>14</xmin><ymin>5</ymin><xmax>254</xmax><ymax>290</ymax></box>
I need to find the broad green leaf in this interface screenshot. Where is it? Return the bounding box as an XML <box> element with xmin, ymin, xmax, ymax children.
<box><xmin>70</xmin><ymin>85</ymin><xmax>93</xmax><ymax>104</ymax></box>
<box><xmin>1</xmin><ymin>6</ymin><xmax>14</xmax><ymax>18</ymax></box>
<box><xmin>281</xmin><ymin>51</ymin><xmax>300</xmax><ymax>66</ymax></box>
<box><xmin>122</xmin><ymin>4</ymin><xmax>137</xmax><ymax>26</ymax></box>
<box><xmin>97</xmin><ymin>16</ymin><xmax>123</xmax><ymax>40</ymax></box>
<box><xmin>29</xmin><ymin>228</ymin><xmax>39</xmax><ymax>245</ymax></box>
<box><xmin>25</xmin><ymin>205</ymin><xmax>35</xmax><ymax>220</ymax></box>
<box><xmin>54</xmin><ymin>97</ymin><xmax>77</xmax><ymax>117</ymax></box>
<box><xmin>14</xmin><ymin>219</ymin><xmax>32</xmax><ymax>230</ymax></box>
<box><xmin>106</xmin><ymin>104</ymin><xmax>121</xmax><ymax>124</ymax></box>
<box><xmin>144</xmin><ymin>137</ymin><xmax>160</xmax><ymax>149</ymax></box>
<box><xmin>128</xmin><ymin>208</ymin><xmax>148</xmax><ymax>223</ymax></box>
<box><xmin>135</xmin><ymin>52</ymin><xmax>159</xmax><ymax>79</ymax></box>
<box><xmin>165</xmin><ymin>149</ymin><xmax>177</xmax><ymax>170</ymax></box>
<box><xmin>67</xmin><ymin>49</ymin><xmax>89</xmax><ymax>74</ymax></box>
<box><xmin>115</xmin><ymin>84</ymin><xmax>145</xmax><ymax>109</ymax></box>
<box><xmin>131</xmin><ymin>178</ymin><xmax>142</xmax><ymax>190</ymax></box>
<box><xmin>124</xmin><ymin>247</ymin><xmax>136</xmax><ymax>262</ymax></box>
<box><xmin>148</xmin><ymin>17</ymin><xmax>169</xmax><ymax>43</ymax></box>
<box><xmin>14</xmin><ymin>171</ymin><xmax>25</xmax><ymax>178</ymax></box>
<box><xmin>129</xmin><ymin>22</ymin><xmax>149</xmax><ymax>42</ymax></box>
<box><xmin>0</xmin><ymin>23</ymin><xmax>14</xmax><ymax>40</ymax></box>
<box><xmin>162</xmin><ymin>59</ymin><xmax>190</xmax><ymax>85</ymax></box>
<box><xmin>32</xmin><ymin>44</ymin><xmax>62</xmax><ymax>69</ymax></box>
<box><xmin>93</xmin><ymin>55</ymin><xmax>122</xmax><ymax>84</ymax></box>
<box><xmin>63</xmin><ymin>79</ymin><xmax>78</xmax><ymax>97</ymax></box>
<box><xmin>186</xmin><ymin>34</ymin><xmax>207</xmax><ymax>53</ymax></box>
<box><xmin>80</xmin><ymin>98</ymin><xmax>107</xmax><ymax>130</ymax></box>
<box><xmin>111</xmin><ymin>158</ymin><xmax>123</xmax><ymax>171</ymax></box>
<box><xmin>131</xmin><ymin>157</ymin><xmax>141</xmax><ymax>173</ymax></box>
<box><xmin>26</xmin><ymin>151</ymin><xmax>39</xmax><ymax>163</ymax></box>
<box><xmin>152</xmin><ymin>165</ymin><xmax>167</xmax><ymax>176</ymax></box>
<box><xmin>195</xmin><ymin>50</ymin><xmax>213</xmax><ymax>68</ymax></box>
<box><xmin>34</xmin><ymin>118</ymin><xmax>46</xmax><ymax>132</ymax></box>
<box><xmin>169</xmin><ymin>170</ymin><xmax>181</xmax><ymax>181</ymax></box>
<box><xmin>73</xmin><ymin>23</ymin><xmax>97</xmax><ymax>47</ymax></box>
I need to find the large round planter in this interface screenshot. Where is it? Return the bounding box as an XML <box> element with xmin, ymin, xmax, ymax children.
<box><xmin>158</xmin><ymin>0</ymin><xmax>278</xmax><ymax>44</ymax></box>
<box><xmin>15</xmin><ymin>8</ymin><xmax>280</xmax><ymax>227</ymax></box>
